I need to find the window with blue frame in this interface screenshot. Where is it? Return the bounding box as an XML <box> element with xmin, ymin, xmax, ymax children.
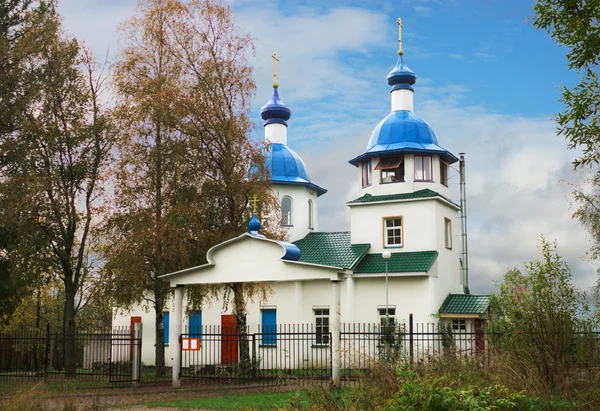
<box><xmin>261</xmin><ymin>309</ymin><xmax>277</xmax><ymax>346</ymax></box>
<box><xmin>189</xmin><ymin>311</ymin><xmax>202</xmax><ymax>339</ymax></box>
<box><xmin>163</xmin><ymin>312</ymin><xmax>170</xmax><ymax>345</ymax></box>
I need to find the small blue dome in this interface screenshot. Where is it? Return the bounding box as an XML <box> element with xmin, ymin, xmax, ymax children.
<box><xmin>248</xmin><ymin>213</ymin><xmax>261</xmax><ymax>232</ymax></box>
<box><xmin>349</xmin><ymin>110</ymin><xmax>457</xmax><ymax>165</ymax></box>
<box><xmin>266</xmin><ymin>143</ymin><xmax>327</xmax><ymax>196</ymax></box>
<box><xmin>260</xmin><ymin>87</ymin><xmax>291</xmax><ymax>127</ymax></box>
<box><xmin>387</xmin><ymin>58</ymin><xmax>417</xmax><ymax>91</ymax></box>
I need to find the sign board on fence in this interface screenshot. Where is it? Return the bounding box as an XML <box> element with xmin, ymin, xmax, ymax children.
<box><xmin>182</xmin><ymin>338</ymin><xmax>201</xmax><ymax>351</ymax></box>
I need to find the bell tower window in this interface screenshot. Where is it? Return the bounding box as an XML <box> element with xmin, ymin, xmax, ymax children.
<box><xmin>440</xmin><ymin>159</ymin><xmax>448</xmax><ymax>186</ymax></box>
<box><xmin>375</xmin><ymin>156</ymin><xmax>404</xmax><ymax>184</ymax></box>
<box><xmin>361</xmin><ymin>161</ymin><xmax>372</xmax><ymax>187</ymax></box>
<box><xmin>414</xmin><ymin>155</ymin><xmax>432</xmax><ymax>181</ymax></box>
<box><xmin>308</xmin><ymin>199</ymin><xmax>314</xmax><ymax>229</ymax></box>
<box><xmin>281</xmin><ymin>196</ymin><xmax>292</xmax><ymax>226</ymax></box>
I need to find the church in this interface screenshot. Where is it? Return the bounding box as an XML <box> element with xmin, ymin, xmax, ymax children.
<box><xmin>113</xmin><ymin>21</ymin><xmax>490</xmax><ymax>372</ymax></box>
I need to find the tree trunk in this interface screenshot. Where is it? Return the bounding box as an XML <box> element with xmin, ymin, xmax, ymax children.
<box><xmin>155</xmin><ymin>294</ymin><xmax>166</xmax><ymax>377</ymax></box>
<box><xmin>232</xmin><ymin>284</ymin><xmax>251</xmax><ymax>375</ymax></box>
<box><xmin>63</xmin><ymin>280</ymin><xmax>77</xmax><ymax>376</ymax></box>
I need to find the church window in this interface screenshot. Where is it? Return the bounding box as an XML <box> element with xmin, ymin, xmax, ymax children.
<box><xmin>440</xmin><ymin>159</ymin><xmax>448</xmax><ymax>186</ymax></box>
<box><xmin>281</xmin><ymin>196</ymin><xmax>292</xmax><ymax>226</ymax></box>
<box><xmin>314</xmin><ymin>308</ymin><xmax>330</xmax><ymax>345</ymax></box>
<box><xmin>383</xmin><ymin>217</ymin><xmax>403</xmax><ymax>247</ymax></box>
<box><xmin>444</xmin><ymin>218</ymin><xmax>452</xmax><ymax>249</ymax></box>
<box><xmin>452</xmin><ymin>319</ymin><xmax>467</xmax><ymax>331</ymax></box>
<box><xmin>261</xmin><ymin>308</ymin><xmax>277</xmax><ymax>346</ymax></box>
<box><xmin>308</xmin><ymin>200</ymin><xmax>314</xmax><ymax>229</ymax></box>
<box><xmin>361</xmin><ymin>161</ymin><xmax>372</xmax><ymax>187</ymax></box>
<box><xmin>414</xmin><ymin>155</ymin><xmax>433</xmax><ymax>181</ymax></box>
<box><xmin>163</xmin><ymin>312</ymin><xmax>170</xmax><ymax>345</ymax></box>
<box><xmin>376</xmin><ymin>156</ymin><xmax>404</xmax><ymax>183</ymax></box>
<box><xmin>378</xmin><ymin>307</ymin><xmax>396</xmax><ymax>329</ymax></box>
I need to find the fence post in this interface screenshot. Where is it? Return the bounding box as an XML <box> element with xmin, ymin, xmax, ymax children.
<box><xmin>44</xmin><ymin>323</ymin><xmax>50</xmax><ymax>380</ymax></box>
<box><xmin>409</xmin><ymin>313</ymin><xmax>414</xmax><ymax>363</ymax></box>
<box><xmin>251</xmin><ymin>333</ymin><xmax>257</xmax><ymax>379</ymax></box>
<box><xmin>132</xmin><ymin>322</ymin><xmax>142</xmax><ymax>387</ymax></box>
<box><xmin>331</xmin><ymin>280</ymin><xmax>342</xmax><ymax>387</ymax></box>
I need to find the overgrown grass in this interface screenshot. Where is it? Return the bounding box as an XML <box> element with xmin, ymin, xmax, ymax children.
<box><xmin>149</xmin><ymin>390</ymin><xmax>307</xmax><ymax>410</ymax></box>
<box><xmin>0</xmin><ymin>383</ymin><xmax>104</xmax><ymax>411</ymax></box>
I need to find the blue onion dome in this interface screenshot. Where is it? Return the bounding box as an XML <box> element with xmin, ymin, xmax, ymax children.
<box><xmin>265</xmin><ymin>143</ymin><xmax>327</xmax><ymax>196</ymax></box>
<box><xmin>260</xmin><ymin>87</ymin><xmax>292</xmax><ymax>126</ymax></box>
<box><xmin>248</xmin><ymin>213</ymin><xmax>261</xmax><ymax>233</ymax></box>
<box><xmin>387</xmin><ymin>57</ymin><xmax>417</xmax><ymax>91</ymax></box>
<box><xmin>349</xmin><ymin>111</ymin><xmax>457</xmax><ymax>165</ymax></box>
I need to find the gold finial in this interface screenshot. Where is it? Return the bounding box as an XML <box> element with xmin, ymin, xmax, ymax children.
<box><xmin>397</xmin><ymin>18</ymin><xmax>404</xmax><ymax>56</ymax></box>
<box><xmin>271</xmin><ymin>52</ymin><xmax>280</xmax><ymax>88</ymax></box>
<box><xmin>250</xmin><ymin>195</ymin><xmax>260</xmax><ymax>213</ymax></box>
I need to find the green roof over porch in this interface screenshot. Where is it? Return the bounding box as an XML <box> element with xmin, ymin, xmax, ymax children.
<box><xmin>439</xmin><ymin>294</ymin><xmax>490</xmax><ymax>316</ymax></box>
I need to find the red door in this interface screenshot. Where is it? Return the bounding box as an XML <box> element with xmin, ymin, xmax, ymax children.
<box><xmin>130</xmin><ymin>316</ymin><xmax>142</xmax><ymax>360</ymax></box>
<box><xmin>221</xmin><ymin>314</ymin><xmax>238</xmax><ymax>364</ymax></box>
<box><xmin>474</xmin><ymin>319</ymin><xmax>485</xmax><ymax>352</ymax></box>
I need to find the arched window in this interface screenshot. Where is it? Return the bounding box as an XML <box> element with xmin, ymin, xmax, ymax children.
<box><xmin>308</xmin><ymin>200</ymin><xmax>314</xmax><ymax>229</ymax></box>
<box><xmin>281</xmin><ymin>196</ymin><xmax>292</xmax><ymax>226</ymax></box>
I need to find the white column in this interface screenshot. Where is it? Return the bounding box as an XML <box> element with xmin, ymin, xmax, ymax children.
<box><xmin>391</xmin><ymin>89</ymin><xmax>414</xmax><ymax>111</ymax></box>
<box><xmin>345</xmin><ymin>276</ymin><xmax>355</xmax><ymax>322</ymax></box>
<box><xmin>331</xmin><ymin>280</ymin><xmax>342</xmax><ymax>387</ymax></box>
<box><xmin>172</xmin><ymin>285</ymin><xmax>184</xmax><ymax>387</ymax></box>
<box><xmin>132</xmin><ymin>322</ymin><xmax>142</xmax><ymax>387</ymax></box>
<box><xmin>264</xmin><ymin>123</ymin><xmax>288</xmax><ymax>145</ymax></box>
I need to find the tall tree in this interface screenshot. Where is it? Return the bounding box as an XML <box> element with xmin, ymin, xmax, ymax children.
<box><xmin>532</xmin><ymin>0</ymin><xmax>600</xmax><ymax>167</ymax></box>
<box><xmin>105</xmin><ymin>0</ymin><xmax>280</xmax><ymax>375</ymax></box>
<box><xmin>0</xmin><ymin>6</ymin><xmax>114</xmax><ymax>374</ymax></box>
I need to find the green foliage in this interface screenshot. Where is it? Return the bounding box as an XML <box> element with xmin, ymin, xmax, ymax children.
<box><xmin>532</xmin><ymin>0</ymin><xmax>600</xmax><ymax>167</ymax></box>
<box><xmin>489</xmin><ymin>237</ymin><xmax>597</xmax><ymax>393</ymax></box>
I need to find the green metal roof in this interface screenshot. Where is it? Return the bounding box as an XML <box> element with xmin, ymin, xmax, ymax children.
<box><xmin>293</xmin><ymin>232</ymin><xmax>370</xmax><ymax>269</ymax></box>
<box><xmin>353</xmin><ymin>251</ymin><xmax>438</xmax><ymax>274</ymax></box>
<box><xmin>439</xmin><ymin>294</ymin><xmax>491</xmax><ymax>315</ymax></box>
<box><xmin>347</xmin><ymin>188</ymin><xmax>457</xmax><ymax>206</ymax></box>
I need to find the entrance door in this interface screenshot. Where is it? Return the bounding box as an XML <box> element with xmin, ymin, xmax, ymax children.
<box><xmin>221</xmin><ymin>314</ymin><xmax>238</xmax><ymax>364</ymax></box>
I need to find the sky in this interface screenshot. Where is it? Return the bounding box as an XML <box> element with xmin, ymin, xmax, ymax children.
<box><xmin>58</xmin><ymin>0</ymin><xmax>597</xmax><ymax>295</ymax></box>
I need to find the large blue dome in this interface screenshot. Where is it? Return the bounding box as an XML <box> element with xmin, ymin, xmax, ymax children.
<box><xmin>349</xmin><ymin>110</ymin><xmax>457</xmax><ymax>166</ymax></box>
<box><xmin>267</xmin><ymin>143</ymin><xmax>327</xmax><ymax>196</ymax></box>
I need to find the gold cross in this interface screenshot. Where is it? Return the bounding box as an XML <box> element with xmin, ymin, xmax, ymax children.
<box><xmin>397</xmin><ymin>18</ymin><xmax>404</xmax><ymax>56</ymax></box>
<box><xmin>250</xmin><ymin>195</ymin><xmax>260</xmax><ymax>213</ymax></box>
<box><xmin>271</xmin><ymin>52</ymin><xmax>280</xmax><ymax>88</ymax></box>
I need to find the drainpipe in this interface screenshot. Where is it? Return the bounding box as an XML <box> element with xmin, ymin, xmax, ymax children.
<box><xmin>459</xmin><ymin>153</ymin><xmax>470</xmax><ymax>295</ymax></box>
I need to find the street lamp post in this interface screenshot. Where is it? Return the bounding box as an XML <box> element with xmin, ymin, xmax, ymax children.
<box><xmin>382</xmin><ymin>251</ymin><xmax>391</xmax><ymax>330</ymax></box>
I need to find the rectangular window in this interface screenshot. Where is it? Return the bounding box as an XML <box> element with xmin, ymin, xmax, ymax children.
<box><xmin>378</xmin><ymin>307</ymin><xmax>396</xmax><ymax>329</ymax></box>
<box><xmin>452</xmin><ymin>319</ymin><xmax>466</xmax><ymax>331</ymax></box>
<box><xmin>440</xmin><ymin>159</ymin><xmax>448</xmax><ymax>186</ymax></box>
<box><xmin>376</xmin><ymin>156</ymin><xmax>404</xmax><ymax>183</ymax></box>
<box><xmin>261</xmin><ymin>309</ymin><xmax>277</xmax><ymax>346</ymax></box>
<box><xmin>314</xmin><ymin>308</ymin><xmax>330</xmax><ymax>345</ymax></box>
<box><xmin>189</xmin><ymin>311</ymin><xmax>202</xmax><ymax>338</ymax></box>
<box><xmin>163</xmin><ymin>312</ymin><xmax>170</xmax><ymax>345</ymax></box>
<box><xmin>361</xmin><ymin>161</ymin><xmax>372</xmax><ymax>187</ymax></box>
<box><xmin>414</xmin><ymin>155</ymin><xmax>433</xmax><ymax>181</ymax></box>
<box><xmin>383</xmin><ymin>217</ymin><xmax>403</xmax><ymax>247</ymax></box>
<box><xmin>444</xmin><ymin>218</ymin><xmax>452</xmax><ymax>249</ymax></box>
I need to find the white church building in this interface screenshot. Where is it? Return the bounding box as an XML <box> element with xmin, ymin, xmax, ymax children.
<box><xmin>113</xmin><ymin>26</ymin><xmax>490</xmax><ymax>377</ymax></box>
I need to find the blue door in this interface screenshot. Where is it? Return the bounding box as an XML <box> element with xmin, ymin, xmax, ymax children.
<box><xmin>189</xmin><ymin>311</ymin><xmax>202</xmax><ymax>338</ymax></box>
<box><xmin>163</xmin><ymin>312</ymin><xmax>170</xmax><ymax>344</ymax></box>
<box><xmin>261</xmin><ymin>309</ymin><xmax>277</xmax><ymax>345</ymax></box>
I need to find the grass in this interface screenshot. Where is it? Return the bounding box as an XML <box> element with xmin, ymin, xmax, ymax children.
<box><xmin>148</xmin><ymin>390</ymin><xmax>307</xmax><ymax>410</ymax></box>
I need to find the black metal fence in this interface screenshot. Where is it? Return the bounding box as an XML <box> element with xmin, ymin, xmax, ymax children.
<box><xmin>179</xmin><ymin>317</ymin><xmax>494</xmax><ymax>386</ymax></box>
<box><xmin>0</xmin><ymin>324</ymin><xmax>141</xmax><ymax>385</ymax></box>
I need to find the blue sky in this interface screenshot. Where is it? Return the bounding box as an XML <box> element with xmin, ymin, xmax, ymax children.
<box><xmin>59</xmin><ymin>0</ymin><xmax>596</xmax><ymax>294</ymax></box>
